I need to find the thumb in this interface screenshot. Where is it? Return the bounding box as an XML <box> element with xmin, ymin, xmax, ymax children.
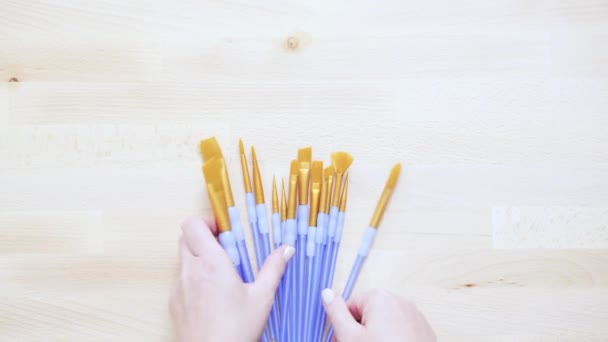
<box><xmin>322</xmin><ymin>289</ymin><xmax>362</xmax><ymax>340</ymax></box>
<box><xmin>251</xmin><ymin>245</ymin><xmax>295</xmax><ymax>304</ymax></box>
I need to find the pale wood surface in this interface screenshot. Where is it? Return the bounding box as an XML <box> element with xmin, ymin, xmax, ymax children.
<box><xmin>1</xmin><ymin>1</ymin><xmax>608</xmax><ymax>341</ymax></box>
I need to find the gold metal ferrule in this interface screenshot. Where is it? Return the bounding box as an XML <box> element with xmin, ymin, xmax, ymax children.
<box><xmin>339</xmin><ymin>173</ymin><xmax>349</xmax><ymax>213</ymax></box>
<box><xmin>272</xmin><ymin>176</ymin><xmax>279</xmax><ymax>213</ymax></box>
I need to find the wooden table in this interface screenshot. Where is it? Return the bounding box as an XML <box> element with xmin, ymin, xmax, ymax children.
<box><xmin>1</xmin><ymin>1</ymin><xmax>607</xmax><ymax>340</ymax></box>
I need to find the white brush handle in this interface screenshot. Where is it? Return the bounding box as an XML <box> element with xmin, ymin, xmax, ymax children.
<box><xmin>218</xmin><ymin>231</ymin><xmax>240</xmax><ymax>266</ymax></box>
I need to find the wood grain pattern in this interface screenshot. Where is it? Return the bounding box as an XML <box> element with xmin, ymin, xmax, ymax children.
<box><xmin>493</xmin><ymin>207</ymin><xmax>608</xmax><ymax>248</ymax></box>
<box><xmin>0</xmin><ymin>211</ymin><xmax>104</xmax><ymax>254</ymax></box>
<box><xmin>1</xmin><ymin>0</ymin><xmax>608</xmax><ymax>341</ymax></box>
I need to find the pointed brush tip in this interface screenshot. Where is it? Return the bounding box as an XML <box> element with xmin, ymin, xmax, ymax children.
<box><xmin>387</xmin><ymin>163</ymin><xmax>402</xmax><ymax>188</ymax></box>
<box><xmin>238</xmin><ymin>139</ymin><xmax>244</xmax><ymax>154</ymax></box>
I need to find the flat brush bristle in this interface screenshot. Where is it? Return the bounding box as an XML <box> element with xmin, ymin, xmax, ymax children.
<box><xmin>206</xmin><ymin>183</ymin><xmax>230</xmax><ymax>232</ymax></box>
<box><xmin>298</xmin><ymin>147</ymin><xmax>312</xmax><ymax>164</ymax></box>
<box><xmin>385</xmin><ymin>163</ymin><xmax>402</xmax><ymax>189</ymax></box>
<box><xmin>202</xmin><ymin>158</ymin><xmax>224</xmax><ymax>186</ymax></box>
<box><xmin>311</xmin><ymin>160</ymin><xmax>323</xmax><ymax>183</ymax></box>
<box><xmin>330</xmin><ymin>152</ymin><xmax>353</xmax><ymax>174</ymax></box>
<box><xmin>199</xmin><ymin>137</ymin><xmax>223</xmax><ymax>162</ymax></box>
<box><xmin>324</xmin><ymin>166</ymin><xmax>333</xmax><ymax>180</ymax></box>
<box><xmin>290</xmin><ymin>159</ymin><xmax>299</xmax><ymax>176</ymax></box>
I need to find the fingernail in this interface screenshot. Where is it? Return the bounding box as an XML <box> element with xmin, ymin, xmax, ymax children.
<box><xmin>321</xmin><ymin>288</ymin><xmax>335</xmax><ymax>305</ymax></box>
<box><xmin>283</xmin><ymin>246</ymin><xmax>295</xmax><ymax>262</ymax></box>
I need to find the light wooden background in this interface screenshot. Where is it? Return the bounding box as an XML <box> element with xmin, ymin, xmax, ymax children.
<box><xmin>1</xmin><ymin>1</ymin><xmax>608</xmax><ymax>341</ymax></box>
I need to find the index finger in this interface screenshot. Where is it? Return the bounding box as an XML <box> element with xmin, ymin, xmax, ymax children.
<box><xmin>181</xmin><ymin>216</ymin><xmax>224</xmax><ymax>258</ymax></box>
<box><xmin>347</xmin><ymin>290</ymin><xmax>395</xmax><ymax>325</ymax></box>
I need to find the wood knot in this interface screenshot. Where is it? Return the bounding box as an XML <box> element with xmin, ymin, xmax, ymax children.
<box><xmin>286</xmin><ymin>36</ymin><xmax>299</xmax><ymax>51</ymax></box>
<box><xmin>8</xmin><ymin>77</ymin><xmax>19</xmax><ymax>83</ymax></box>
<box><xmin>463</xmin><ymin>283</ymin><xmax>476</xmax><ymax>288</ymax></box>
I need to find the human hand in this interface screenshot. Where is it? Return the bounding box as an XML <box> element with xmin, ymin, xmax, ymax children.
<box><xmin>170</xmin><ymin>216</ymin><xmax>295</xmax><ymax>342</ymax></box>
<box><xmin>322</xmin><ymin>288</ymin><xmax>436</xmax><ymax>342</ymax></box>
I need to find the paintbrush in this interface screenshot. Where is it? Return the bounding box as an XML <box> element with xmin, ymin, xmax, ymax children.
<box><xmin>303</xmin><ymin>160</ymin><xmax>323</xmax><ymax>341</ymax></box>
<box><xmin>251</xmin><ymin>145</ymin><xmax>280</xmax><ymax>341</ymax></box>
<box><xmin>327</xmin><ymin>173</ymin><xmax>349</xmax><ymax>292</ymax></box>
<box><xmin>238</xmin><ymin>139</ymin><xmax>264</xmax><ymax>270</ymax></box>
<box><xmin>201</xmin><ymin>158</ymin><xmax>240</xmax><ymax>274</ymax></box>
<box><xmin>322</xmin><ymin>152</ymin><xmax>353</xmax><ymax>290</ymax></box>
<box><xmin>271</xmin><ymin>177</ymin><xmax>283</xmax><ymax>328</ymax></box>
<box><xmin>295</xmin><ymin>147</ymin><xmax>312</xmax><ymax>340</ymax></box>
<box><xmin>310</xmin><ymin>166</ymin><xmax>334</xmax><ymax>342</ymax></box>
<box><xmin>281</xmin><ymin>179</ymin><xmax>287</xmax><ymax>251</ymax></box>
<box><xmin>324</xmin><ymin>163</ymin><xmax>402</xmax><ymax>342</ymax></box>
<box><xmin>252</xmin><ymin>146</ymin><xmax>272</xmax><ymax>262</ymax></box>
<box><xmin>200</xmin><ymin>138</ymin><xmax>255</xmax><ymax>283</ymax></box>
<box><xmin>277</xmin><ymin>179</ymin><xmax>288</xmax><ymax>325</ymax></box>
<box><xmin>280</xmin><ymin>160</ymin><xmax>299</xmax><ymax>342</ymax></box>
<box><xmin>271</xmin><ymin>177</ymin><xmax>281</xmax><ymax>249</ymax></box>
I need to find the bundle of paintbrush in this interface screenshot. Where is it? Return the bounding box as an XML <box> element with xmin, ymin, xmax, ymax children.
<box><xmin>199</xmin><ymin>137</ymin><xmax>401</xmax><ymax>342</ymax></box>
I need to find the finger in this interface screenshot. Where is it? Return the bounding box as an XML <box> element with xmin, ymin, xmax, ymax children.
<box><xmin>181</xmin><ymin>216</ymin><xmax>223</xmax><ymax>258</ymax></box>
<box><xmin>179</xmin><ymin>236</ymin><xmax>194</xmax><ymax>261</ymax></box>
<box><xmin>250</xmin><ymin>245</ymin><xmax>295</xmax><ymax>305</ymax></box>
<box><xmin>322</xmin><ymin>289</ymin><xmax>363</xmax><ymax>340</ymax></box>
<box><xmin>346</xmin><ymin>292</ymin><xmax>366</xmax><ymax>323</ymax></box>
<box><xmin>202</xmin><ymin>217</ymin><xmax>219</xmax><ymax>236</ymax></box>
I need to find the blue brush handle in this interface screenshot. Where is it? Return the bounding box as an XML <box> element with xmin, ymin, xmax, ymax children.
<box><xmin>321</xmin><ymin>206</ymin><xmax>339</xmax><ymax>289</ymax></box>
<box><xmin>236</xmin><ymin>240</ymin><xmax>254</xmax><ymax>282</ymax></box>
<box><xmin>303</xmin><ymin>255</ymin><xmax>315</xmax><ymax>341</ymax></box>
<box><xmin>245</xmin><ymin>193</ymin><xmax>264</xmax><ymax>269</ymax></box>
<box><xmin>311</xmin><ymin>242</ymin><xmax>327</xmax><ymax>342</ymax></box>
<box><xmin>316</xmin><ymin>209</ymin><xmax>343</xmax><ymax>340</ymax></box>
<box><xmin>310</xmin><ymin>212</ymin><xmax>328</xmax><ymax>342</ymax></box>
<box><xmin>303</xmin><ymin>225</ymin><xmax>317</xmax><ymax>342</ymax></box>
<box><xmin>324</xmin><ymin>227</ymin><xmax>377</xmax><ymax>342</ymax></box>
<box><xmin>327</xmin><ymin>211</ymin><xmax>346</xmax><ymax>288</ymax></box>
<box><xmin>312</xmin><ymin>244</ymin><xmax>327</xmax><ymax>341</ymax></box>
<box><xmin>281</xmin><ymin>218</ymin><xmax>297</xmax><ymax>342</ymax></box>
<box><xmin>228</xmin><ymin>206</ymin><xmax>255</xmax><ymax>283</ymax></box>
<box><xmin>279</xmin><ymin>265</ymin><xmax>292</xmax><ymax>342</ymax></box>
<box><xmin>256</xmin><ymin>203</ymin><xmax>280</xmax><ymax>341</ymax></box>
<box><xmin>277</xmin><ymin>219</ymin><xmax>286</xmax><ymax>312</ymax></box>
<box><xmin>296</xmin><ymin>205</ymin><xmax>309</xmax><ymax>340</ymax></box>
<box><xmin>272</xmin><ymin>212</ymin><xmax>282</xmax><ymax>249</ymax></box>
<box><xmin>324</xmin><ymin>255</ymin><xmax>365</xmax><ymax>342</ymax></box>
